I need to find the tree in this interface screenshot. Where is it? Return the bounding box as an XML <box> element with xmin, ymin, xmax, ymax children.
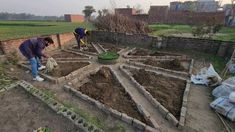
<box><xmin>134</xmin><ymin>4</ymin><xmax>144</xmax><ymax>14</ymax></box>
<box><xmin>83</xmin><ymin>6</ymin><xmax>96</xmax><ymax>21</ymax></box>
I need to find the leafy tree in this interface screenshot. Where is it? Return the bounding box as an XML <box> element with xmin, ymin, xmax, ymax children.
<box><xmin>83</xmin><ymin>6</ymin><xmax>96</xmax><ymax>21</ymax></box>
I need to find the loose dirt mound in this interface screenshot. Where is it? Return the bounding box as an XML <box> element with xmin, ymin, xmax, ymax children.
<box><xmin>45</xmin><ymin>62</ymin><xmax>89</xmax><ymax>77</ymax></box>
<box><xmin>77</xmin><ymin>67</ymin><xmax>146</xmax><ymax>123</ymax></box>
<box><xmin>131</xmin><ymin>69</ymin><xmax>186</xmax><ymax>120</ymax></box>
<box><xmin>51</xmin><ymin>51</ymin><xmax>84</xmax><ymax>58</ymax></box>
<box><xmin>0</xmin><ymin>88</ymin><xmax>79</xmax><ymax>131</ymax></box>
<box><xmin>73</xmin><ymin>45</ymin><xmax>97</xmax><ymax>53</ymax></box>
<box><xmin>150</xmin><ymin>51</ymin><xmax>181</xmax><ymax>57</ymax></box>
<box><xmin>144</xmin><ymin>59</ymin><xmax>187</xmax><ymax>72</ymax></box>
<box><xmin>101</xmin><ymin>44</ymin><xmax>122</xmax><ymax>52</ymax></box>
<box><xmin>128</xmin><ymin>49</ymin><xmax>150</xmax><ymax>56</ymax></box>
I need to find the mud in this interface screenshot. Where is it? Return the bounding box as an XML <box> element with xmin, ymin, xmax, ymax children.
<box><xmin>143</xmin><ymin>59</ymin><xmax>188</xmax><ymax>72</ymax></box>
<box><xmin>0</xmin><ymin>88</ymin><xmax>79</xmax><ymax>132</ymax></box>
<box><xmin>131</xmin><ymin>69</ymin><xmax>186</xmax><ymax>120</ymax></box>
<box><xmin>76</xmin><ymin>67</ymin><xmax>146</xmax><ymax>123</ymax></box>
<box><xmin>45</xmin><ymin>62</ymin><xmax>89</xmax><ymax>77</ymax></box>
<box><xmin>128</xmin><ymin>48</ymin><xmax>182</xmax><ymax>57</ymax></box>
<box><xmin>101</xmin><ymin>44</ymin><xmax>124</xmax><ymax>52</ymax></box>
<box><xmin>51</xmin><ymin>51</ymin><xmax>84</xmax><ymax>58</ymax></box>
<box><xmin>73</xmin><ymin>44</ymin><xmax>97</xmax><ymax>53</ymax></box>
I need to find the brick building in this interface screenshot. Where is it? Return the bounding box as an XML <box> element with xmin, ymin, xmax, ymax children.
<box><xmin>114</xmin><ymin>4</ymin><xmax>225</xmax><ymax>25</ymax></box>
<box><xmin>64</xmin><ymin>14</ymin><xmax>84</xmax><ymax>22</ymax></box>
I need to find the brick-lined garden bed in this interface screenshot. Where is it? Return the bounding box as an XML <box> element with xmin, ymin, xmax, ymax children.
<box><xmin>120</xmin><ymin>65</ymin><xmax>190</xmax><ymax>128</ymax></box>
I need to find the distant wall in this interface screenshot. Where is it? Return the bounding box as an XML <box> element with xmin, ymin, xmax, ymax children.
<box><xmin>64</xmin><ymin>14</ymin><xmax>84</xmax><ymax>22</ymax></box>
<box><xmin>89</xmin><ymin>31</ymin><xmax>235</xmax><ymax>58</ymax></box>
<box><xmin>0</xmin><ymin>32</ymin><xmax>74</xmax><ymax>59</ymax></box>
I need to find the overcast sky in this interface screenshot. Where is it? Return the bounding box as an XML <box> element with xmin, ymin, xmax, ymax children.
<box><xmin>0</xmin><ymin>0</ymin><xmax>231</xmax><ymax>16</ymax></box>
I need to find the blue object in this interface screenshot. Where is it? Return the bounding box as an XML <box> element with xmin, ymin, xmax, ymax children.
<box><xmin>29</xmin><ymin>57</ymin><xmax>40</xmax><ymax>78</ymax></box>
<box><xmin>19</xmin><ymin>38</ymin><xmax>46</xmax><ymax>59</ymax></box>
<box><xmin>74</xmin><ymin>27</ymin><xmax>86</xmax><ymax>48</ymax></box>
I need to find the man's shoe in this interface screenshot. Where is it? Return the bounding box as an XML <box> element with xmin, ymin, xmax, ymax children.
<box><xmin>38</xmin><ymin>65</ymin><xmax>46</xmax><ymax>70</ymax></box>
<box><xmin>33</xmin><ymin>76</ymin><xmax>44</xmax><ymax>82</ymax></box>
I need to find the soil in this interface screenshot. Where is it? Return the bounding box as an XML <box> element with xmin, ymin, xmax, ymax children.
<box><xmin>76</xmin><ymin>67</ymin><xmax>146</xmax><ymax>123</ymax></box>
<box><xmin>51</xmin><ymin>51</ymin><xmax>84</xmax><ymax>58</ymax></box>
<box><xmin>128</xmin><ymin>48</ymin><xmax>150</xmax><ymax>56</ymax></box>
<box><xmin>128</xmin><ymin>48</ymin><xmax>182</xmax><ymax>57</ymax></box>
<box><xmin>131</xmin><ymin>69</ymin><xmax>186</xmax><ymax>120</ymax></box>
<box><xmin>0</xmin><ymin>88</ymin><xmax>79</xmax><ymax>132</ymax></box>
<box><xmin>44</xmin><ymin>62</ymin><xmax>89</xmax><ymax>77</ymax></box>
<box><xmin>73</xmin><ymin>44</ymin><xmax>97</xmax><ymax>53</ymax></box>
<box><xmin>143</xmin><ymin>59</ymin><xmax>188</xmax><ymax>72</ymax></box>
<box><xmin>100</xmin><ymin>44</ymin><xmax>123</xmax><ymax>52</ymax></box>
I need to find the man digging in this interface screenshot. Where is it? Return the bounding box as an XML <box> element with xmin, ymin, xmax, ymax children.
<box><xmin>74</xmin><ymin>27</ymin><xmax>90</xmax><ymax>50</ymax></box>
<box><xmin>19</xmin><ymin>37</ymin><xmax>54</xmax><ymax>82</ymax></box>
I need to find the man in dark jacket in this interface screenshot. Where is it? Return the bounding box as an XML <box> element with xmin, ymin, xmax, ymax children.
<box><xmin>19</xmin><ymin>37</ymin><xmax>54</xmax><ymax>81</ymax></box>
<box><xmin>74</xmin><ymin>27</ymin><xmax>90</xmax><ymax>49</ymax></box>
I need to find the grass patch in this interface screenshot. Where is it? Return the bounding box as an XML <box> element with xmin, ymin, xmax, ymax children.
<box><xmin>149</xmin><ymin>23</ymin><xmax>235</xmax><ymax>42</ymax></box>
<box><xmin>62</xmin><ymin>101</ymin><xmax>106</xmax><ymax>130</ymax></box>
<box><xmin>0</xmin><ymin>21</ymin><xmax>94</xmax><ymax>40</ymax></box>
<box><xmin>0</xmin><ymin>63</ymin><xmax>13</xmax><ymax>88</ymax></box>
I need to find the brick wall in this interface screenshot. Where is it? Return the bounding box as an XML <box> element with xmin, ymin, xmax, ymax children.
<box><xmin>0</xmin><ymin>32</ymin><xmax>74</xmax><ymax>59</ymax></box>
<box><xmin>89</xmin><ymin>31</ymin><xmax>235</xmax><ymax>58</ymax></box>
<box><xmin>148</xmin><ymin>6</ymin><xmax>169</xmax><ymax>23</ymax></box>
<box><xmin>64</xmin><ymin>14</ymin><xmax>84</xmax><ymax>22</ymax></box>
<box><xmin>115</xmin><ymin>8</ymin><xmax>136</xmax><ymax>17</ymax></box>
<box><xmin>166</xmin><ymin>11</ymin><xmax>225</xmax><ymax>25</ymax></box>
<box><xmin>115</xmin><ymin>7</ymin><xmax>225</xmax><ymax>25</ymax></box>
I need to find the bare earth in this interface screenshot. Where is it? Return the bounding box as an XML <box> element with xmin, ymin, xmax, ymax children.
<box><xmin>0</xmin><ymin>88</ymin><xmax>79</xmax><ymax>132</ymax></box>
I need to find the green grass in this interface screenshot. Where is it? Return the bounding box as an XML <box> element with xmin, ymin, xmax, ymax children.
<box><xmin>149</xmin><ymin>24</ymin><xmax>235</xmax><ymax>42</ymax></box>
<box><xmin>0</xmin><ymin>20</ymin><xmax>94</xmax><ymax>41</ymax></box>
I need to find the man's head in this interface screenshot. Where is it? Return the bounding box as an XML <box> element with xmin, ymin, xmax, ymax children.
<box><xmin>44</xmin><ymin>37</ymin><xmax>54</xmax><ymax>47</ymax></box>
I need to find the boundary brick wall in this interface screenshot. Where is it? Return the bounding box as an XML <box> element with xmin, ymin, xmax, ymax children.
<box><xmin>115</xmin><ymin>7</ymin><xmax>224</xmax><ymax>25</ymax></box>
<box><xmin>89</xmin><ymin>31</ymin><xmax>235</xmax><ymax>58</ymax></box>
<box><xmin>0</xmin><ymin>32</ymin><xmax>74</xmax><ymax>59</ymax></box>
<box><xmin>64</xmin><ymin>14</ymin><xmax>84</xmax><ymax>22</ymax></box>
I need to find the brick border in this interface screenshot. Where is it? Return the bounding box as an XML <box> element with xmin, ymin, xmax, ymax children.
<box><xmin>120</xmin><ymin>65</ymin><xmax>191</xmax><ymax>129</ymax></box>
<box><xmin>68</xmin><ymin>43</ymin><xmax>98</xmax><ymax>56</ymax></box>
<box><xmin>64</xmin><ymin>66</ymin><xmax>158</xmax><ymax>132</ymax></box>
<box><xmin>18</xmin><ymin>61</ymin><xmax>92</xmax><ymax>84</ymax></box>
<box><xmin>126</xmin><ymin>60</ymin><xmax>191</xmax><ymax>79</ymax></box>
<box><xmin>123</xmin><ymin>48</ymin><xmax>188</xmax><ymax>60</ymax></box>
<box><xmin>1</xmin><ymin>81</ymin><xmax>103</xmax><ymax>132</ymax></box>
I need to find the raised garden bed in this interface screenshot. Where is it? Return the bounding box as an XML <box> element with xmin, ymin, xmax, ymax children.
<box><xmin>72</xmin><ymin>44</ymin><xmax>98</xmax><ymax>53</ymax></box>
<box><xmin>142</xmin><ymin>59</ymin><xmax>189</xmax><ymax>72</ymax></box>
<box><xmin>42</xmin><ymin>62</ymin><xmax>90</xmax><ymax>77</ymax></box>
<box><xmin>100</xmin><ymin>44</ymin><xmax>124</xmax><ymax>52</ymax></box>
<box><xmin>74</xmin><ymin>67</ymin><xmax>147</xmax><ymax>123</ymax></box>
<box><xmin>51</xmin><ymin>51</ymin><xmax>85</xmax><ymax>58</ymax></box>
<box><xmin>130</xmin><ymin>69</ymin><xmax>186</xmax><ymax>120</ymax></box>
<box><xmin>128</xmin><ymin>48</ymin><xmax>183</xmax><ymax>57</ymax></box>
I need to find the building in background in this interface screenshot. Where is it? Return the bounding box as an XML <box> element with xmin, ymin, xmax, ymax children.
<box><xmin>170</xmin><ymin>0</ymin><xmax>219</xmax><ymax>12</ymax></box>
<box><xmin>64</xmin><ymin>14</ymin><xmax>84</xmax><ymax>22</ymax></box>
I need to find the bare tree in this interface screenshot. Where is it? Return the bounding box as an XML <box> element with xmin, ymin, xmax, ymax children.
<box><xmin>134</xmin><ymin>4</ymin><xmax>144</xmax><ymax>14</ymax></box>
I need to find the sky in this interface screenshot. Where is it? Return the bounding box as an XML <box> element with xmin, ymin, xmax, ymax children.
<box><xmin>0</xmin><ymin>0</ymin><xmax>231</xmax><ymax>16</ymax></box>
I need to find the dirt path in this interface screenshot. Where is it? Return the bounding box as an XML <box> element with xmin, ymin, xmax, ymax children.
<box><xmin>183</xmin><ymin>60</ymin><xmax>225</xmax><ymax>132</ymax></box>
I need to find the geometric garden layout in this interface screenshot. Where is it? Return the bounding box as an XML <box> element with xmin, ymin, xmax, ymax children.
<box><xmin>2</xmin><ymin>42</ymin><xmax>193</xmax><ymax>132</ymax></box>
